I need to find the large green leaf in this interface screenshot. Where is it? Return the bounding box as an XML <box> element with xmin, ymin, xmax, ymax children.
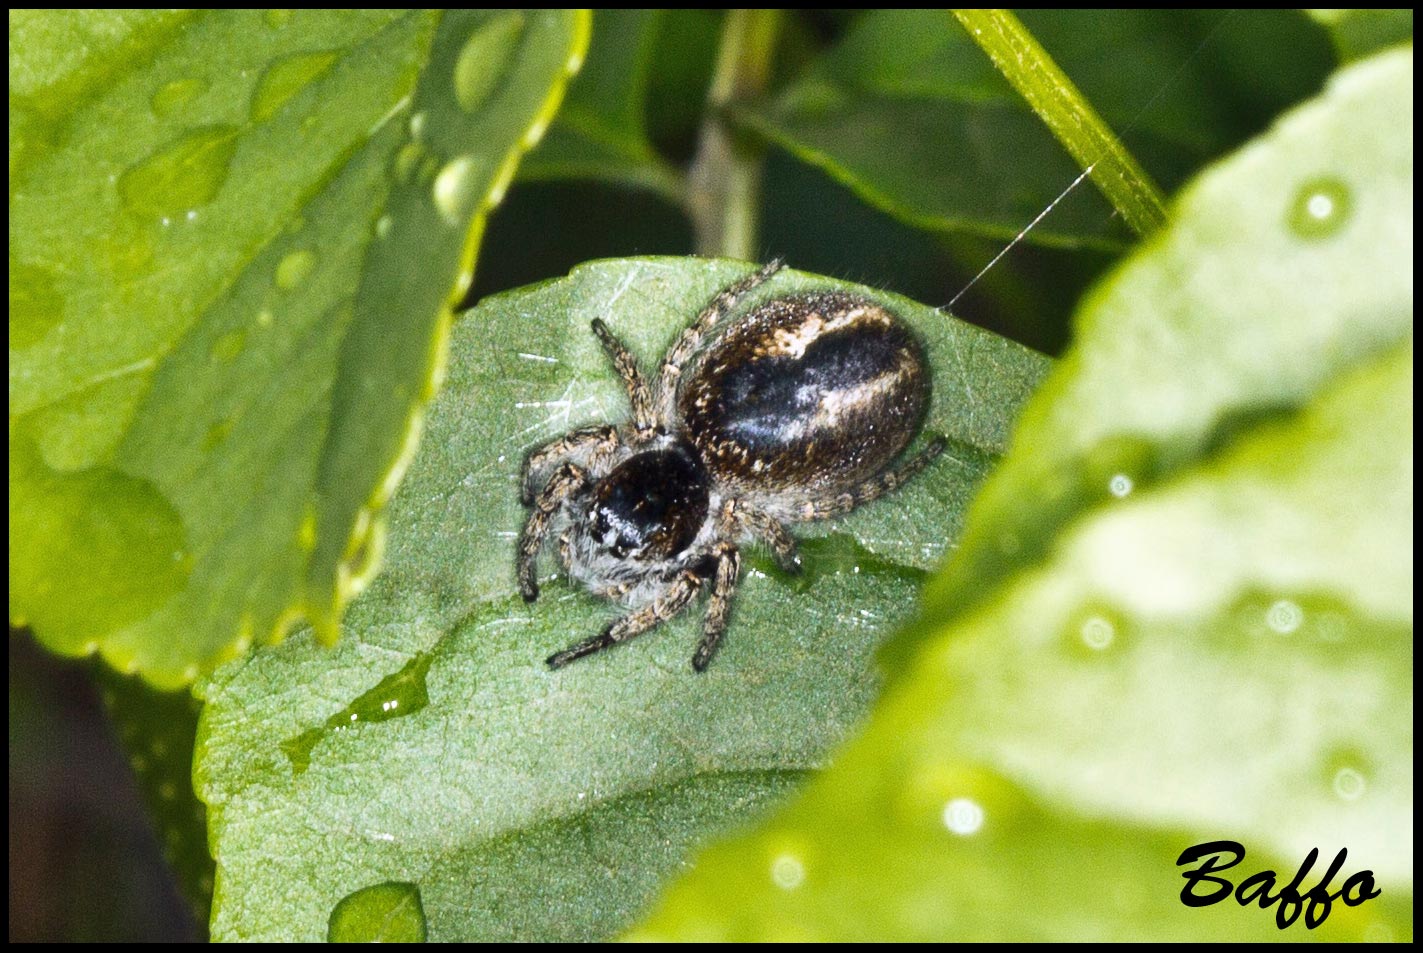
<box><xmin>739</xmin><ymin>10</ymin><xmax>1334</xmax><ymax>248</ymax></box>
<box><xmin>1308</xmin><ymin>9</ymin><xmax>1413</xmax><ymax>62</ymax></box>
<box><xmin>633</xmin><ymin>48</ymin><xmax>1413</xmax><ymax>941</ymax></box>
<box><xmin>195</xmin><ymin>258</ymin><xmax>1050</xmax><ymax>941</ymax></box>
<box><xmin>920</xmin><ymin>41</ymin><xmax>1413</xmax><ymax>634</ymax></box>
<box><xmin>519</xmin><ymin>9</ymin><xmax>683</xmax><ymax>201</ymax></box>
<box><xmin>9</xmin><ymin>10</ymin><xmax>590</xmax><ymax>686</ymax></box>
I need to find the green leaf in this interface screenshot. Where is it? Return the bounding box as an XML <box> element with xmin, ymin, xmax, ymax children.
<box><xmin>632</xmin><ymin>48</ymin><xmax>1413</xmax><ymax>941</ymax></box>
<box><xmin>519</xmin><ymin>9</ymin><xmax>683</xmax><ymax>201</ymax></box>
<box><xmin>953</xmin><ymin>9</ymin><xmax>1167</xmax><ymax>237</ymax></box>
<box><xmin>195</xmin><ymin>258</ymin><xmax>1049</xmax><ymax>941</ymax></box>
<box><xmin>920</xmin><ymin>42</ymin><xmax>1413</xmax><ymax>635</ymax></box>
<box><xmin>9</xmin><ymin>10</ymin><xmax>590</xmax><ymax>686</ymax></box>
<box><xmin>1308</xmin><ymin>9</ymin><xmax>1413</xmax><ymax>62</ymax></box>
<box><xmin>95</xmin><ymin>665</ymin><xmax>214</xmax><ymax>926</ymax></box>
<box><xmin>739</xmin><ymin>10</ymin><xmax>1334</xmax><ymax>248</ymax></box>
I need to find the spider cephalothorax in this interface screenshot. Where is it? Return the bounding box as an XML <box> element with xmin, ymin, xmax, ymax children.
<box><xmin>518</xmin><ymin>261</ymin><xmax>944</xmax><ymax>671</ymax></box>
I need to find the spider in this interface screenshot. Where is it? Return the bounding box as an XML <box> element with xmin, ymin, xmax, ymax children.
<box><xmin>518</xmin><ymin>260</ymin><xmax>945</xmax><ymax>671</ymax></box>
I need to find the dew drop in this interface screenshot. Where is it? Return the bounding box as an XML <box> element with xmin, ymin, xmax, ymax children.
<box><xmin>103</xmin><ymin>216</ymin><xmax>157</xmax><ymax>276</ymax></box>
<box><xmin>328</xmin><ymin>882</ymin><xmax>427</xmax><ymax>943</ymax></box>
<box><xmin>150</xmin><ymin>77</ymin><xmax>208</xmax><ymax>118</ymax></box>
<box><xmin>521</xmin><ymin>114</ymin><xmax>550</xmax><ymax>149</ymax></box>
<box><xmin>392</xmin><ymin>141</ymin><xmax>423</xmax><ymax>183</ymax></box>
<box><xmin>417</xmin><ymin>154</ymin><xmax>441</xmax><ymax>185</ymax></box>
<box><xmin>408</xmin><ymin>110</ymin><xmax>427</xmax><ymax>140</ymax></box>
<box><xmin>1079</xmin><ymin>614</ymin><xmax>1115</xmax><ymax>651</ymax></box>
<box><xmin>565</xmin><ymin>44</ymin><xmax>587</xmax><ymax>75</ymax></box>
<box><xmin>251</xmin><ymin>51</ymin><xmax>337</xmax><ymax>123</ymax></box>
<box><xmin>1332</xmin><ymin>766</ymin><xmax>1367</xmax><ymax>801</ymax></box>
<box><xmin>374</xmin><ymin>214</ymin><xmax>393</xmax><ymax>239</ymax></box>
<box><xmin>9</xmin><ymin>258</ymin><xmax>64</xmax><ymax>349</ymax></box>
<box><xmin>210</xmin><ymin>329</ymin><xmax>247</xmax><ymax>362</ymax></box>
<box><xmin>452</xmin><ymin>12</ymin><xmax>526</xmax><ymax>113</ymax></box>
<box><xmin>256</xmin><ymin>308</ymin><xmax>274</xmax><ymax>328</ymax></box>
<box><xmin>1288</xmin><ymin>178</ymin><xmax>1351</xmax><ymax>239</ymax></box>
<box><xmin>118</xmin><ymin>125</ymin><xmax>238</xmax><ymax>221</ymax></box>
<box><xmin>770</xmin><ymin>853</ymin><xmax>805</xmax><ymax>890</ymax></box>
<box><xmin>432</xmin><ymin>156</ymin><xmax>484</xmax><ymax>226</ymax></box>
<box><xmin>281</xmin><ymin>652</ymin><xmax>433</xmax><ymax>775</ymax></box>
<box><xmin>1265</xmin><ymin>599</ymin><xmax>1303</xmax><ymax>634</ymax></box>
<box><xmin>941</xmin><ymin>797</ymin><xmax>985</xmax><ymax>836</ymax></box>
<box><xmin>275</xmin><ymin>249</ymin><xmax>316</xmax><ymax>291</ymax></box>
<box><xmin>297</xmin><ymin>509</ymin><xmax>318</xmax><ymax>552</ymax></box>
<box><xmin>1107</xmin><ymin>473</ymin><xmax>1133</xmax><ymax>498</ymax></box>
<box><xmin>265</xmin><ymin>9</ymin><xmax>292</xmax><ymax>29</ymax></box>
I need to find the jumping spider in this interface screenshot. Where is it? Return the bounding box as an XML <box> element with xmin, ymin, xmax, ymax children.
<box><xmin>518</xmin><ymin>260</ymin><xmax>944</xmax><ymax>671</ymax></box>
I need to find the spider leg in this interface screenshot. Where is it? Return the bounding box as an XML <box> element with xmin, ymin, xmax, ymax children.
<box><xmin>692</xmin><ymin>543</ymin><xmax>742</xmax><ymax>672</ymax></box>
<box><xmin>518</xmin><ymin>462</ymin><xmax>587</xmax><ymax>602</ymax></box>
<box><xmin>520</xmin><ymin>425</ymin><xmax>618</xmax><ymax>505</ymax></box>
<box><xmin>795</xmin><ymin>437</ymin><xmax>947</xmax><ymax>521</ymax></box>
<box><xmin>723</xmin><ymin>500</ymin><xmax>801</xmax><ymax>574</ymax></box>
<box><xmin>546</xmin><ymin>566</ymin><xmax>706</xmax><ymax>668</ymax></box>
<box><xmin>656</xmin><ymin>259</ymin><xmax>783</xmax><ymax>417</ymax></box>
<box><xmin>590</xmin><ymin>318</ymin><xmax>655</xmax><ymax>436</ymax></box>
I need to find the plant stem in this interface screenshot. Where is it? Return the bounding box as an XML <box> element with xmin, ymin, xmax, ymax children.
<box><xmin>688</xmin><ymin>9</ymin><xmax>782</xmax><ymax>260</ymax></box>
<box><xmin>953</xmin><ymin>9</ymin><xmax>1167</xmax><ymax>237</ymax></box>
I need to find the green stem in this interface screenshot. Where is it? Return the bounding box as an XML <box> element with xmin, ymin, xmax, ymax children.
<box><xmin>953</xmin><ymin>9</ymin><xmax>1167</xmax><ymax>237</ymax></box>
<box><xmin>688</xmin><ymin>9</ymin><xmax>782</xmax><ymax>259</ymax></box>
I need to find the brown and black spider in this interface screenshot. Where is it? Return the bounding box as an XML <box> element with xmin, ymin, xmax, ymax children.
<box><xmin>518</xmin><ymin>260</ymin><xmax>944</xmax><ymax>671</ymax></box>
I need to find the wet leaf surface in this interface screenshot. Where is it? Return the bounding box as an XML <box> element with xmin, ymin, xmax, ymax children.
<box><xmin>9</xmin><ymin>10</ymin><xmax>590</xmax><ymax>686</ymax></box>
<box><xmin>196</xmin><ymin>258</ymin><xmax>1049</xmax><ymax>940</ymax></box>
<box><xmin>634</xmin><ymin>48</ymin><xmax>1413</xmax><ymax>942</ymax></box>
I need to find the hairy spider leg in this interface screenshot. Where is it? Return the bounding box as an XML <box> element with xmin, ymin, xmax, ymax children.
<box><xmin>518</xmin><ymin>462</ymin><xmax>588</xmax><ymax>602</ymax></box>
<box><xmin>692</xmin><ymin>543</ymin><xmax>742</xmax><ymax>672</ymax></box>
<box><xmin>546</xmin><ymin>563</ymin><xmax>708</xmax><ymax>668</ymax></box>
<box><xmin>796</xmin><ymin>437</ymin><xmax>947</xmax><ymax>520</ymax></box>
<box><xmin>655</xmin><ymin>259</ymin><xmax>784</xmax><ymax>419</ymax></box>
<box><xmin>519</xmin><ymin>426</ymin><xmax>618</xmax><ymax>506</ymax></box>
<box><xmin>589</xmin><ymin>318</ymin><xmax>656</xmax><ymax>436</ymax></box>
<box><xmin>722</xmin><ymin>499</ymin><xmax>801</xmax><ymax>573</ymax></box>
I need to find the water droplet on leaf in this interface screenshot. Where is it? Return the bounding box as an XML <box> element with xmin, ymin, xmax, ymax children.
<box><xmin>251</xmin><ymin>51</ymin><xmax>337</xmax><ymax>122</ymax></box>
<box><xmin>328</xmin><ymin>881</ymin><xmax>426</xmax><ymax>943</ymax></box>
<box><xmin>118</xmin><ymin>126</ymin><xmax>238</xmax><ymax>222</ymax></box>
<box><xmin>281</xmin><ymin>652</ymin><xmax>434</xmax><ymax>775</ymax></box>
<box><xmin>1288</xmin><ymin>178</ymin><xmax>1351</xmax><ymax>239</ymax></box>
<box><xmin>452</xmin><ymin>12</ymin><xmax>526</xmax><ymax>113</ymax></box>
<box><xmin>432</xmin><ymin>156</ymin><xmax>483</xmax><ymax>226</ymax></box>
<box><xmin>275</xmin><ymin>249</ymin><xmax>316</xmax><ymax>291</ymax></box>
<box><xmin>150</xmin><ymin>77</ymin><xmax>208</xmax><ymax>118</ymax></box>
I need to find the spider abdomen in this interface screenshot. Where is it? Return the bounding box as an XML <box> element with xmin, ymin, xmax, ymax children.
<box><xmin>678</xmin><ymin>292</ymin><xmax>930</xmax><ymax>494</ymax></box>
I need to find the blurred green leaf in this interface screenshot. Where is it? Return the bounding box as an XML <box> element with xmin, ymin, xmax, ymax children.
<box><xmin>9</xmin><ymin>10</ymin><xmax>589</xmax><ymax>686</ymax></box>
<box><xmin>633</xmin><ymin>48</ymin><xmax>1413</xmax><ymax>942</ymax></box>
<box><xmin>922</xmin><ymin>43</ymin><xmax>1412</xmax><ymax>632</ymax></box>
<box><xmin>1308</xmin><ymin>9</ymin><xmax>1413</xmax><ymax>62</ymax></box>
<box><xmin>195</xmin><ymin>258</ymin><xmax>1049</xmax><ymax>941</ymax></box>
<box><xmin>738</xmin><ymin>10</ymin><xmax>1334</xmax><ymax>248</ymax></box>
<box><xmin>520</xmin><ymin>9</ymin><xmax>682</xmax><ymax>201</ymax></box>
<box><xmin>646</xmin><ymin>10</ymin><xmax>722</xmax><ymax>155</ymax></box>
<box><xmin>95</xmin><ymin>666</ymin><xmax>213</xmax><ymax>926</ymax></box>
